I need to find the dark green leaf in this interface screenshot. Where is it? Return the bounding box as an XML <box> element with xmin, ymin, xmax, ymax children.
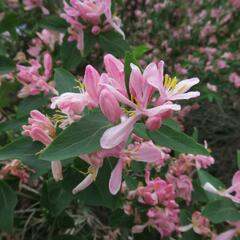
<box><xmin>40</xmin><ymin>112</ymin><xmax>111</xmax><ymax>161</ymax></box>
<box><xmin>16</xmin><ymin>95</ymin><xmax>49</xmax><ymax>118</ymax></box>
<box><xmin>237</xmin><ymin>150</ymin><xmax>240</xmax><ymax>169</ymax></box>
<box><xmin>0</xmin><ymin>137</ymin><xmax>50</xmax><ymax>176</ymax></box>
<box><xmin>198</xmin><ymin>170</ymin><xmax>225</xmax><ymax>201</ymax></box>
<box><xmin>54</xmin><ymin>68</ymin><xmax>77</xmax><ymax>94</ymax></box>
<box><xmin>39</xmin><ymin>15</ymin><xmax>68</xmax><ymax>33</ymax></box>
<box><xmin>0</xmin><ymin>56</ymin><xmax>15</xmax><ymax>74</ymax></box>
<box><xmin>0</xmin><ymin>181</ymin><xmax>17</xmax><ymax>232</ymax></box>
<box><xmin>202</xmin><ymin>199</ymin><xmax>240</xmax><ymax>223</ymax></box>
<box><xmin>148</xmin><ymin>125</ymin><xmax>209</xmax><ymax>155</ymax></box>
<box><xmin>84</xmin><ymin>29</ymin><xmax>98</xmax><ymax>57</ymax></box>
<box><xmin>98</xmin><ymin>31</ymin><xmax>130</xmax><ymax>58</ymax></box>
<box><xmin>60</xmin><ymin>37</ymin><xmax>82</xmax><ymax>70</ymax></box>
<box><xmin>0</xmin><ymin>118</ymin><xmax>27</xmax><ymax>133</ymax></box>
<box><xmin>0</xmin><ymin>13</ymin><xmax>21</xmax><ymax>33</ymax></box>
<box><xmin>41</xmin><ymin>179</ymin><xmax>73</xmax><ymax>216</ymax></box>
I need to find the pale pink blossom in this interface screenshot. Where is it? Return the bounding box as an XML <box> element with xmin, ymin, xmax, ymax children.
<box><xmin>204</xmin><ymin>170</ymin><xmax>240</xmax><ymax>203</ymax></box>
<box><xmin>23</xmin><ymin>0</ymin><xmax>49</xmax><ymax>15</ymax></box>
<box><xmin>214</xmin><ymin>222</ymin><xmax>240</xmax><ymax>240</ymax></box>
<box><xmin>100</xmin><ymin>61</ymin><xmax>181</xmax><ymax>149</ymax></box>
<box><xmin>229</xmin><ymin>0</ymin><xmax>240</xmax><ymax>8</ymax></box>
<box><xmin>0</xmin><ymin>160</ymin><xmax>30</xmax><ymax>184</ymax></box>
<box><xmin>229</xmin><ymin>73</ymin><xmax>240</xmax><ymax>88</ymax></box>
<box><xmin>179</xmin><ymin>211</ymin><xmax>211</xmax><ymax>236</ymax></box>
<box><xmin>22</xmin><ymin>110</ymin><xmax>63</xmax><ymax>181</ymax></box>
<box><xmin>207</xmin><ymin>83</ymin><xmax>218</xmax><ymax>92</ymax></box>
<box><xmin>17</xmin><ymin>52</ymin><xmax>57</xmax><ymax>97</ymax></box>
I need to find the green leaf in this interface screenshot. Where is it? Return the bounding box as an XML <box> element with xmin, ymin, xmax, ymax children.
<box><xmin>148</xmin><ymin>125</ymin><xmax>209</xmax><ymax>155</ymax></box>
<box><xmin>54</xmin><ymin>68</ymin><xmax>77</xmax><ymax>94</ymax></box>
<box><xmin>198</xmin><ymin>170</ymin><xmax>225</xmax><ymax>201</ymax></box>
<box><xmin>162</xmin><ymin>118</ymin><xmax>181</xmax><ymax>132</ymax></box>
<box><xmin>133</xmin><ymin>123</ymin><xmax>150</xmax><ymax>139</ymax></box>
<box><xmin>237</xmin><ymin>150</ymin><xmax>240</xmax><ymax>169</ymax></box>
<box><xmin>0</xmin><ymin>137</ymin><xmax>50</xmax><ymax>176</ymax></box>
<box><xmin>84</xmin><ymin>29</ymin><xmax>98</xmax><ymax>57</ymax></box>
<box><xmin>60</xmin><ymin>37</ymin><xmax>82</xmax><ymax>70</ymax></box>
<box><xmin>124</xmin><ymin>51</ymin><xmax>138</xmax><ymax>95</ymax></box>
<box><xmin>0</xmin><ymin>12</ymin><xmax>21</xmax><ymax>33</ymax></box>
<box><xmin>16</xmin><ymin>95</ymin><xmax>49</xmax><ymax>118</ymax></box>
<box><xmin>0</xmin><ymin>81</ymin><xmax>18</xmax><ymax>108</ymax></box>
<box><xmin>39</xmin><ymin>15</ymin><xmax>68</xmax><ymax>33</ymax></box>
<box><xmin>0</xmin><ymin>56</ymin><xmax>15</xmax><ymax>74</ymax></box>
<box><xmin>0</xmin><ymin>181</ymin><xmax>17</xmax><ymax>232</ymax></box>
<box><xmin>98</xmin><ymin>31</ymin><xmax>130</xmax><ymax>58</ymax></box>
<box><xmin>132</xmin><ymin>45</ymin><xmax>149</xmax><ymax>59</ymax></box>
<box><xmin>202</xmin><ymin>198</ymin><xmax>240</xmax><ymax>223</ymax></box>
<box><xmin>40</xmin><ymin>112</ymin><xmax>111</xmax><ymax>161</ymax></box>
<box><xmin>124</xmin><ymin>175</ymin><xmax>138</xmax><ymax>190</ymax></box>
<box><xmin>41</xmin><ymin>180</ymin><xmax>73</xmax><ymax>216</ymax></box>
<box><xmin>0</xmin><ymin>118</ymin><xmax>27</xmax><ymax>133</ymax></box>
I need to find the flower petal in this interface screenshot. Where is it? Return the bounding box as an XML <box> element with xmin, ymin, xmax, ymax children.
<box><xmin>109</xmin><ymin>159</ymin><xmax>123</xmax><ymax>195</ymax></box>
<box><xmin>146</xmin><ymin>104</ymin><xmax>181</xmax><ymax>117</ymax></box>
<box><xmin>100</xmin><ymin>114</ymin><xmax>141</xmax><ymax>149</ymax></box>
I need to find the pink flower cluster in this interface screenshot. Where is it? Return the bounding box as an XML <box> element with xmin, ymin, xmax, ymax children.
<box><xmin>23</xmin><ymin>0</ymin><xmax>49</xmax><ymax>15</ymax></box>
<box><xmin>229</xmin><ymin>73</ymin><xmax>240</xmax><ymax>88</ymax></box>
<box><xmin>16</xmin><ymin>52</ymin><xmax>57</xmax><ymax>97</ymax></box>
<box><xmin>28</xmin><ymin>29</ymin><xmax>64</xmax><ymax>58</ymax></box>
<box><xmin>0</xmin><ymin>160</ymin><xmax>30</xmax><ymax>184</ymax></box>
<box><xmin>61</xmin><ymin>0</ymin><xmax>124</xmax><ymax>53</ymax></box>
<box><xmin>22</xmin><ymin>110</ymin><xmax>63</xmax><ymax>181</ymax></box>
<box><xmin>132</xmin><ymin>175</ymin><xmax>179</xmax><ymax>237</ymax></box>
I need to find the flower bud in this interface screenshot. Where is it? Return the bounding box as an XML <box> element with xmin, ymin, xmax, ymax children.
<box><xmin>146</xmin><ymin>115</ymin><xmax>162</xmax><ymax>131</ymax></box>
<box><xmin>99</xmin><ymin>89</ymin><xmax>122</xmax><ymax>123</ymax></box>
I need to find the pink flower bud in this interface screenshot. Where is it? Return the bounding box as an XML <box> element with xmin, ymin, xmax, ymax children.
<box><xmin>146</xmin><ymin>115</ymin><xmax>162</xmax><ymax>131</ymax></box>
<box><xmin>91</xmin><ymin>25</ymin><xmax>101</xmax><ymax>35</ymax></box>
<box><xmin>51</xmin><ymin>161</ymin><xmax>63</xmax><ymax>182</ymax></box>
<box><xmin>99</xmin><ymin>89</ymin><xmax>122</xmax><ymax>123</ymax></box>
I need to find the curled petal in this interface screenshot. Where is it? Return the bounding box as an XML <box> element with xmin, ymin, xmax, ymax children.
<box><xmin>146</xmin><ymin>104</ymin><xmax>181</xmax><ymax>117</ymax></box>
<box><xmin>100</xmin><ymin>114</ymin><xmax>141</xmax><ymax>149</ymax></box>
<box><xmin>51</xmin><ymin>161</ymin><xmax>63</xmax><ymax>182</ymax></box>
<box><xmin>215</xmin><ymin>229</ymin><xmax>236</xmax><ymax>240</ymax></box>
<box><xmin>109</xmin><ymin>159</ymin><xmax>123</xmax><ymax>195</ymax></box>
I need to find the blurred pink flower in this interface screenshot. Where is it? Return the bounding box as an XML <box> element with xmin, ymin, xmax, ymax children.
<box><xmin>23</xmin><ymin>0</ymin><xmax>49</xmax><ymax>15</ymax></box>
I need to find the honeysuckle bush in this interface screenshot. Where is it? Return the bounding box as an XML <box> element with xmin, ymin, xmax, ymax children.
<box><xmin>0</xmin><ymin>0</ymin><xmax>240</xmax><ymax>240</ymax></box>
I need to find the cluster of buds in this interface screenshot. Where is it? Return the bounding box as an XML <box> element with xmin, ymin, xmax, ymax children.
<box><xmin>61</xmin><ymin>0</ymin><xmax>124</xmax><ymax>53</ymax></box>
<box><xmin>22</xmin><ymin>110</ymin><xmax>63</xmax><ymax>181</ymax></box>
<box><xmin>16</xmin><ymin>52</ymin><xmax>57</xmax><ymax>97</ymax></box>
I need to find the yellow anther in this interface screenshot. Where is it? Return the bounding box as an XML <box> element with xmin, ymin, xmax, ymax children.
<box><xmin>74</xmin><ymin>79</ymin><xmax>85</xmax><ymax>93</ymax></box>
<box><xmin>164</xmin><ymin>74</ymin><xmax>178</xmax><ymax>91</ymax></box>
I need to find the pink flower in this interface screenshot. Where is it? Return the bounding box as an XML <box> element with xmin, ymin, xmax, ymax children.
<box><xmin>22</xmin><ymin>110</ymin><xmax>63</xmax><ymax>181</ymax></box>
<box><xmin>214</xmin><ymin>222</ymin><xmax>240</xmax><ymax>240</ymax></box>
<box><xmin>167</xmin><ymin>174</ymin><xmax>193</xmax><ymax>204</ymax></box>
<box><xmin>207</xmin><ymin>83</ymin><xmax>218</xmax><ymax>92</ymax></box>
<box><xmin>37</xmin><ymin>29</ymin><xmax>64</xmax><ymax>51</ymax></box>
<box><xmin>229</xmin><ymin>73</ymin><xmax>240</xmax><ymax>88</ymax></box>
<box><xmin>0</xmin><ymin>160</ymin><xmax>30</xmax><ymax>184</ymax></box>
<box><xmin>61</xmin><ymin>0</ymin><xmax>124</xmax><ymax>52</ymax></box>
<box><xmin>204</xmin><ymin>170</ymin><xmax>240</xmax><ymax>203</ymax></box>
<box><xmin>23</xmin><ymin>0</ymin><xmax>49</xmax><ymax>15</ymax></box>
<box><xmin>17</xmin><ymin>52</ymin><xmax>57</xmax><ymax>97</ymax></box>
<box><xmin>100</xmin><ymin>61</ymin><xmax>181</xmax><ymax>149</ymax></box>
<box><xmin>179</xmin><ymin>211</ymin><xmax>211</xmax><ymax>236</ymax></box>
<box><xmin>99</xmin><ymin>89</ymin><xmax>122</xmax><ymax>123</ymax></box>
<box><xmin>229</xmin><ymin>0</ymin><xmax>240</xmax><ymax>8</ymax></box>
